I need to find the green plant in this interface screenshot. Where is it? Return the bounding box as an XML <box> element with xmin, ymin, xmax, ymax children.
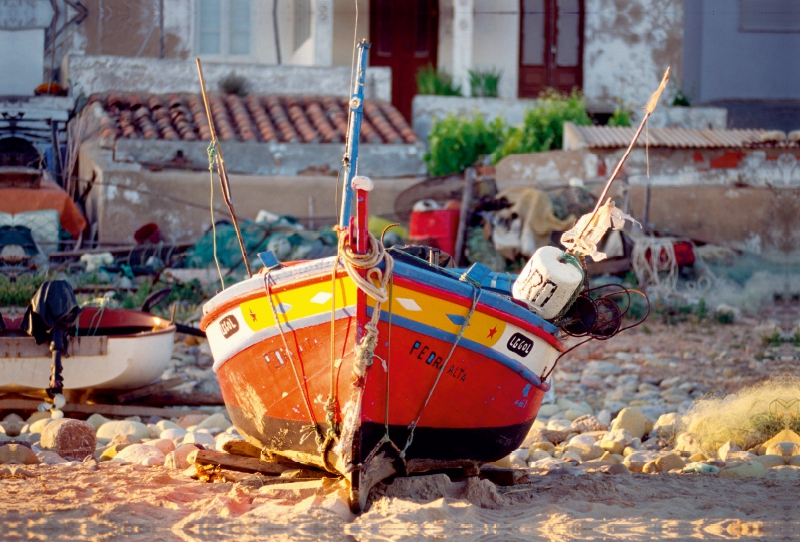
<box><xmin>0</xmin><ymin>273</ymin><xmax>47</xmax><ymax>306</ymax></box>
<box><xmin>671</xmin><ymin>89</ymin><xmax>691</xmax><ymax>107</ymax></box>
<box><xmin>424</xmin><ymin>113</ymin><xmax>506</xmax><ymax>176</ymax></box>
<box><xmin>416</xmin><ymin>65</ymin><xmax>462</xmax><ymax>96</ymax></box>
<box><xmin>608</xmin><ymin>106</ymin><xmax>632</xmax><ymax>127</ymax></box>
<box><xmin>693</xmin><ymin>298</ymin><xmax>708</xmax><ymax>320</ymax></box>
<box><xmin>219</xmin><ymin>72</ymin><xmax>249</xmax><ymax>96</ymax></box>
<box><xmin>468</xmin><ymin>68</ymin><xmax>502</xmax><ymax>98</ymax></box>
<box><xmin>491</xmin><ymin>89</ymin><xmax>591</xmax><ymax>163</ymax></box>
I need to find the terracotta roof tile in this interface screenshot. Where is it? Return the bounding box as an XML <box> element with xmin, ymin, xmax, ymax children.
<box><xmin>91</xmin><ymin>92</ymin><xmax>418</xmax><ymax>145</ymax></box>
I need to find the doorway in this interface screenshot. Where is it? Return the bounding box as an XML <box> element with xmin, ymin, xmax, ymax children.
<box><xmin>518</xmin><ymin>0</ymin><xmax>584</xmax><ymax>98</ymax></box>
<box><xmin>369</xmin><ymin>0</ymin><xmax>439</xmax><ymax>120</ymax></box>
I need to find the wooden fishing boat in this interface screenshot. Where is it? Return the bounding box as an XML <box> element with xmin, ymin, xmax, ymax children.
<box><xmin>0</xmin><ymin>307</ymin><xmax>175</xmax><ymax>392</ymax></box>
<box><xmin>199</xmin><ymin>42</ymin><xmax>565</xmax><ymax>511</ymax></box>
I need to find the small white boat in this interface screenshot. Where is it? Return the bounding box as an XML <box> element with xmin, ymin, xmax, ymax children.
<box><xmin>0</xmin><ymin>307</ymin><xmax>175</xmax><ymax>392</ymax></box>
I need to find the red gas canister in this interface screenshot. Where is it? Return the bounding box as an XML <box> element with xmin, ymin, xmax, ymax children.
<box><xmin>408</xmin><ymin>208</ymin><xmax>461</xmax><ymax>257</ymax></box>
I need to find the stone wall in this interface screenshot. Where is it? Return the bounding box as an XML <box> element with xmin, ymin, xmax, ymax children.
<box><xmin>80</xmin><ymin>143</ymin><xmax>419</xmax><ymax>245</ymax></box>
<box><xmin>62</xmin><ymin>55</ymin><xmax>392</xmax><ymax>102</ymax></box>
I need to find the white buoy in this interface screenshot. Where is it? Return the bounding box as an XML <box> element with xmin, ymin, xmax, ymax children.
<box><xmin>512</xmin><ymin>246</ymin><xmax>584</xmax><ymax>320</ymax></box>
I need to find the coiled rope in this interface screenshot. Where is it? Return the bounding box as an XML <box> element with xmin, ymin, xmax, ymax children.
<box><xmin>337</xmin><ymin>230</ymin><xmax>394</xmax><ymax>378</ymax></box>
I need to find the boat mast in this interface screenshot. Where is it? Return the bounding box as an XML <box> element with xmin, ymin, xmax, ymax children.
<box><xmin>339</xmin><ymin>40</ymin><xmax>370</xmax><ymax>231</ymax></box>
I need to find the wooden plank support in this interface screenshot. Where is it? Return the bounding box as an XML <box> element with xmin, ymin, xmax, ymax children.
<box><xmin>187</xmin><ymin>449</ymin><xmax>303</xmax><ymax>476</ymax></box>
<box><xmin>117</xmin><ymin>377</ymin><xmax>185</xmax><ymax>403</ymax></box>
<box><xmin>0</xmin><ymin>399</ymin><xmax>209</xmax><ymax>418</ymax></box>
<box><xmin>222</xmin><ymin>440</ymin><xmax>262</xmax><ymax>458</ymax></box>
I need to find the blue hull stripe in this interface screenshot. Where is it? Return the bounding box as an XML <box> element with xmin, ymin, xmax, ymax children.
<box><xmin>390</xmin><ymin>259</ymin><xmax>558</xmax><ymax>335</ymax></box>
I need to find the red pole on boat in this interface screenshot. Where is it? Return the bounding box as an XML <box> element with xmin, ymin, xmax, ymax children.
<box><xmin>352</xmin><ymin>176</ymin><xmax>373</xmax><ymax>255</ymax></box>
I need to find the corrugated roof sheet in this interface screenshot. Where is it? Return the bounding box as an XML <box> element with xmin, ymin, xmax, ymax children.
<box><xmin>88</xmin><ymin>92</ymin><xmax>418</xmax><ymax>145</ymax></box>
<box><xmin>568</xmin><ymin>124</ymin><xmax>799</xmax><ymax>149</ymax></box>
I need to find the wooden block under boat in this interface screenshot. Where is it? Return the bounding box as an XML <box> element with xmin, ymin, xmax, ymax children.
<box><xmin>187</xmin><ymin>449</ymin><xmax>311</xmax><ymax>476</ymax></box>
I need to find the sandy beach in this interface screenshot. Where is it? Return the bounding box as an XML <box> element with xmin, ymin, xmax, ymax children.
<box><xmin>3</xmin><ymin>308</ymin><xmax>798</xmax><ymax>541</ymax></box>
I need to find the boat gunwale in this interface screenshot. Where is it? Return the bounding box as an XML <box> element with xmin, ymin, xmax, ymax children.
<box><xmin>2</xmin><ymin>308</ymin><xmax>177</xmax><ymax>340</ymax></box>
<box><xmin>200</xmin><ymin>261</ymin><xmax>563</xmax><ymax>355</ymax></box>
<box><xmin>200</xmin><ymin>267</ymin><xmax>351</xmax><ymax>330</ymax></box>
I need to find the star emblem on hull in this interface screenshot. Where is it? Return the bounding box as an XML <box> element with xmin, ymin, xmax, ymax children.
<box><xmin>487</xmin><ymin>326</ymin><xmax>498</xmax><ymax>339</ymax></box>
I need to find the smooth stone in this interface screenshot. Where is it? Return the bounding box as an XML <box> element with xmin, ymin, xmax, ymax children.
<box><xmin>547</xmin><ymin>419</ymin><xmax>572</xmax><ymax>432</ymax></box>
<box><xmin>165</xmin><ymin>443</ymin><xmax>204</xmax><ymax>470</ymax></box>
<box><xmin>85</xmin><ymin>414</ymin><xmax>110</xmax><ymax>431</ymax></box>
<box><xmin>601</xmin><ymin>463</ymin><xmax>630</xmax><ymax>475</ymax></box>
<box><xmin>789</xmin><ymin>456</ymin><xmax>800</xmax><ymax>467</ymax></box>
<box><xmin>642</xmin><ymin>460</ymin><xmax>659</xmax><ymax>474</ymax></box>
<box><xmin>726</xmin><ymin>451</ymin><xmax>757</xmax><ymax>463</ymax></box>
<box><xmin>654</xmin><ymin>453</ymin><xmax>686</xmax><ymax>473</ymax></box>
<box><xmin>599</xmin><ymin>451</ymin><xmax>620</xmax><ymax>463</ymax></box>
<box><xmin>599</xmin><ymin>429</ymin><xmax>633</xmax><ymax>456</ymax></box>
<box><xmin>0</xmin><ymin>444</ymin><xmax>39</xmax><ymax>465</ymax></box>
<box><xmin>524</xmin><ymin>428</ymin><xmax>569</xmax><ymax>445</ymax></box>
<box><xmin>196</xmin><ymin>413</ymin><xmax>232</xmax><ymax>431</ymax></box>
<box><xmin>156</xmin><ymin>420</ymin><xmax>181</xmax><ymax>433</ymax></box>
<box><xmin>571</xmin><ymin>414</ymin><xmax>607</xmax><ymax>433</ymax></box>
<box><xmin>717</xmin><ymin>441</ymin><xmax>742</xmax><ymax>461</ymax></box>
<box><xmin>755</xmin><ymin>455</ymin><xmax>787</xmax><ymax>468</ymax></box>
<box><xmin>765</xmin><ymin>442</ymin><xmax>800</xmax><ymax>458</ymax></box>
<box><xmin>763</xmin><ymin>430</ymin><xmax>800</xmax><ymax>447</ymax></box>
<box><xmin>177</xmin><ymin>414</ymin><xmax>208</xmax><ymax>429</ymax></box>
<box><xmin>96</xmin><ymin>421</ymin><xmax>150</xmax><ymax>442</ymax></box>
<box><xmin>688</xmin><ymin>452</ymin><xmax>707</xmax><ymax>463</ymax></box>
<box><xmin>40</xmin><ymin>419</ymin><xmax>96</xmax><ymax>461</ymax></box>
<box><xmin>26</xmin><ymin>411</ymin><xmax>50</xmax><ymax>425</ymax></box>
<box><xmin>653</xmin><ymin>412</ymin><xmax>683</xmax><ymax>439</ymax></box>
<box><xmin>98</xmin><ymin>444</ymin><xmax>126</xmax><ymax>462</ymax></box>
<box><xmin>148</xmin><ymin>439</ymin><xmax>176</xmax><ymax>455</ymax></box>
<box><xmin>561</xmin><ymin>450</ymin><xmax>582</xmax><ymax>463</ymax></box>
<box><xmin>1</xmin><ymin>420</ymin><xmax>24</xmax><ymax>438</ymax></box>
<box><xmin>531</xmin><ymin>442</ymin><xmax>555</xmax><ymax>454</ymax></box>
<box><xmin>159</xmin><ymin>428</ymin><xmax>189</xmax><ymax>441</ymax></box>
<box><xmin>623</xmin><ymin>451</ymin><xmax>659</xmax><ymax>473</ymax></box>
<box><xmin>537</xmin><ymin>404</ymin><xmax>562</xmax><ymax>417</ymax></box>
<box><xmin>509</xmin><ymin>448</ymin><xmax>529</xmax><ymax>468</ymax></box>
<box><xmin>28</xmin><ymin>418</ymin><xmax>53</xmax><ymax>435</ymax></box>
<box><xmin>611</xmin><ymin>408</ymin><xmax>646</xmax><ymax>440</ymax></box>
<box><xmin>183</xmin><ymin>431</ymin><xmax>216</xmax><ymax>448</ymax></box>
<box><xmin>563</xmin><ymin>443</ymin><xmax>604</xmax><ymax>461</ymax></box>
<box><xmin>112</xmin><ymin>444</ymin><xmax>166</xmax><ymax>465</ymax></box>
<box><xmin>718</xmin><ymin>460</ymin><xmax>766</xmax><ymax>479</ymax></box>
<box><xmin>3</xmin><ymin>414</ymin><xmax>23</xmax><ymax>423</ymax></box>
<box><xmin>530</xmin><ymin>449</ymin><xmax>553</xmax><ymax>462</ymax></box>
<box><xmin>568</xmin><ymin>434</ymin><xmax>597</xmax><ymax>446</ymax></box>
<box><xmin>36</xmin><ymin>450</ymin><xmax>67</xmax><ymax>465</ymax></box>
<box><xmin>674</xmin><ymin>432</ymin><xmax>703</xmax><ymax>454</ymax></box>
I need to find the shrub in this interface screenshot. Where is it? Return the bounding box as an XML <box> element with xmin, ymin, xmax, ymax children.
<box><xmin>608</xmin><ymin>106</ymin><xmax>632</xmax><ymax>127</ymax></box>
<box><xmin>491</xmin><ymin>89</ymin><xmax>591</xmax><ymax>162</ymax></box>
<box><xmin>469</xmin><ymin>68</ymin><xmax>502</xmax><ymax>98</ymax></box>
<box><xmin>416</xmin><ymin>65</ymin><xmax>462</xmax><ymax>96</ymax></box>
<box><xmin>423</xmin><ymin>113</ymin><xmax>506</xmax><ymax>176</ymax></box>
<box><xmin>671</xmin><ymin>89</ymin><xmax>691</xmax><ymax>107</ymax></box>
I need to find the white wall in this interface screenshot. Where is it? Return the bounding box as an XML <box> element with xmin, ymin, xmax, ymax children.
<box><xmin>472</xmin><ymin>0</ymin><xmax>519</xmax><ymax>99</ymax></box>
<box><xmin>583</xmin><ymin>0</ymin><xmax>683</xmax><ymax>111</ymax></box>
<box><xmin>691</xmin><ymin>0</ymin><xmax>800</xmax><ymax>102</ymax></box>
<box><xmin>0</xmin><ymin>30</ymin><xmax>44</xmax><ymax>96</ymax></box>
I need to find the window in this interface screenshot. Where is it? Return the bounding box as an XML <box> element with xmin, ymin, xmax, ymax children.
<box><xmin>740</xmin><ymin>0</ymin><xmax>800</xmax><ymax>32</ymax></box>
<box><xmin>197</xmin><ymin>0</ymin><xmax>252</xmax><ymax>57</ymax></box>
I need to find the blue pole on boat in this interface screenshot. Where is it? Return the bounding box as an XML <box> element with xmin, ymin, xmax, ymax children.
<box><xmin>339</xmin><ymin>40</ymin><xmax>370</xmax><ymax>229</ymax></box>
